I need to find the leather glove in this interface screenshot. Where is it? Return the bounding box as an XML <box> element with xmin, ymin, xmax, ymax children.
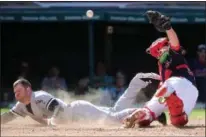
<box><xmin>145</xmin><ymin>10</ymin><xmax>171</xmax><ymax>32</ymax></box>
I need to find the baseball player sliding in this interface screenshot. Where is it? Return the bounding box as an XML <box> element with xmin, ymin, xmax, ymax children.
<box><xmin>1</xmin><ymin>72</ymin><xmax>166</xmax><ymax>126</ymax></box>
<box><xmin>123</xmin><ymin>10</ymin><xmax>198</xmax><ymax>128</ymax></box>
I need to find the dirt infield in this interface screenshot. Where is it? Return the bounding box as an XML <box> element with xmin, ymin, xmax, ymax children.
<box><xmin>1</xmin><ymin>117</ymin><xmax>205</xmax><ymax>136</ymax></box>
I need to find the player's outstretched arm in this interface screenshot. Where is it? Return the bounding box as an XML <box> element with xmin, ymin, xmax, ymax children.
<box><xmin>145</xmin><ymin>10</ymin><xmax>180</xmax><ymax>50</ymax></box>
<box><xmin>1</xmin><ymin>111</ymin><xmax>17</xmax><ymax>124</ymax></box>
<box><xmin>46</xmin><ymin>98</ymin><xmax>64</xmax><ymax>126</ymax></box>
<box><xmin>37</xmin><ymin>92</ymin><xmax>64</xmax><ymax>126</ymax></box>
<box><xmin>166</xmin><ymin>28</ymin><xmax>180</xmax><ymax>51</ymax></box>
<box><xmin>2</xmin><ymin>102</ymin><xmax>27</xmax><ymax>124</ymax></box>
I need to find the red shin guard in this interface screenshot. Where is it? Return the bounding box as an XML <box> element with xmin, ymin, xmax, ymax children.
<box><xmin>166</xmin><ymin>93</ymin><xmax>188</xmax><ymax>127</ymax></box>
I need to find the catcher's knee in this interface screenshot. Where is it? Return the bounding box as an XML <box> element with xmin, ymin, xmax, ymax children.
<box><xmin>170</xmin><ymin>112</ymin><xmax>188</xmax><ymax>127</ymax></box>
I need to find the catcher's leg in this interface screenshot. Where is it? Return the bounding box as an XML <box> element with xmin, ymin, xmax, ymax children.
<box><xmin>161</xmin><ymin>77</ymin><xmax>198</xmax><ymax>127</ymax></box>
<box><xmin>123</xmin><ymin>77</ymin><xmax>198</xmax><ymax>128</ymax></box>
<box><xmin>154</xmin><ymin>80</ymin><xmax>187</xmax><ymax>127</ymax></box>
<box><xmin>123</xmin><ymin>96</ymin><xmax>167</xmax><ymax>128</ymax></box>
<box><xmin>113</xmin><ymin>74</ymin><xmax>149</xmax><ymax>112</ymax></box>
<box><xmin>123</xmin><ymin>79</ymin><xmax>177</xmax><ymax>128</ymax></box>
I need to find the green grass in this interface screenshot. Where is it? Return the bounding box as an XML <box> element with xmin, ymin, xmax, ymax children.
<box><xmin>1</xmin><ymin>108</ymin><xmax>9</xmax><ymax>114</ymax></box>
<box><xmin>165</xmin><ymin>109</ymin><xmax>205</xmax><ymax>120</ymax></box>
<box><xmin>1</xmin><ymin>108</ymin><xmax>205</xmax><ymax>119</ymax></box>
<box><xmin>190</xmin><ymin>109</ymin><xmax>205</xmax><ymax>119</ymax></box>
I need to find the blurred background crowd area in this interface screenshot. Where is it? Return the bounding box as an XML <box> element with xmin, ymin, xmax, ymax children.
<box><xmin>0</xmin><ymin>1</ymin><xmax>205</xmax><ymax>108</ymax></box>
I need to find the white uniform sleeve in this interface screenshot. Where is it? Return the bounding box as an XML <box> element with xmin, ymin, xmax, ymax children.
<box><xmin>10</xmin><ymin>102</ymin><xmax>26</xmax><ymax>117</ymax></box>
<box><xmin>35</xmin><ymin>91</ymin><xmax>65</xmax><ymax>125</ymax></box>
<box><xmin>34</xmin><ymin>91</ymin><xmax>55</xmax><ymax>110</ymax></box>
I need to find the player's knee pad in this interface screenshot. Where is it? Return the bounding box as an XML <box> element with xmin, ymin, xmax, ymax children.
<box><xmin>135</xmin><ymin>108</ymin><xmax>155</xmax><ymax>127</ymax></box>
<box><xmin>170</xmin><ymin>112</ymin><xmax>188</xmax><ymax>127</ymax></box>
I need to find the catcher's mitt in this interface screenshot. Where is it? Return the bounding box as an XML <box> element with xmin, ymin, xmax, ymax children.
<box><xmin>145</xmin><ymin>10</ymin><xmax>171</xmax><ymax>32</ymax></box>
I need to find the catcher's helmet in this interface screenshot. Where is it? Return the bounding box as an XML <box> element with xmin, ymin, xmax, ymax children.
<box><xmin>146</xmin><ymin>37</ymin><xmax>169</xmax><ymax>58</ymax></box>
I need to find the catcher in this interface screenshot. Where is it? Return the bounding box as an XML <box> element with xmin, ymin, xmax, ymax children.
<box><xmin>123</xmin><ymin>10</ymin><xmax>198</xmax><ymax>128</ymax></box>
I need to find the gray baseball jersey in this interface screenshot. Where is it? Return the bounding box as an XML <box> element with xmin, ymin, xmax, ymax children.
<box><xmin>9</xmin><ymin>91</ymin><xmax>129</xmax><ymax>124</ymax></box>
<box><xmin>10</xmin><ymin>91</ymin><xmax>72</xmax><ymax>122</ymax></box>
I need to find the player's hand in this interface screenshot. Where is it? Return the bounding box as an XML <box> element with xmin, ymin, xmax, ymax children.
<box><xmin>47</xmin><ymin>118</ymin><xmax>57</xmax><ymax>127</ymax></box>
<box><xmin>145</xmin><ymin>10</ymin><xmax>171</xmax><ymax>32</ymax></box>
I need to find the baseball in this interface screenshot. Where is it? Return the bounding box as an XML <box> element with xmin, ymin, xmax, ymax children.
<box><xmin>86</xmin><ymin>10</ymin><xmax>94</xmax><ymax>18</ymax></box>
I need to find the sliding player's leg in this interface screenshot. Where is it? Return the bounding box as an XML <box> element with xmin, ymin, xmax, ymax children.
<box><xmin>113</xmin><ymin>74</ymin><xmax>149</xmax><ymax>112</ymax></box>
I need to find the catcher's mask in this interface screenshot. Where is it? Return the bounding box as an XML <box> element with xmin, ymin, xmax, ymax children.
<box><xmin>146</xmin><ymin>37</ymin><xmax>169</xmax><ymax>58</ymax></box>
